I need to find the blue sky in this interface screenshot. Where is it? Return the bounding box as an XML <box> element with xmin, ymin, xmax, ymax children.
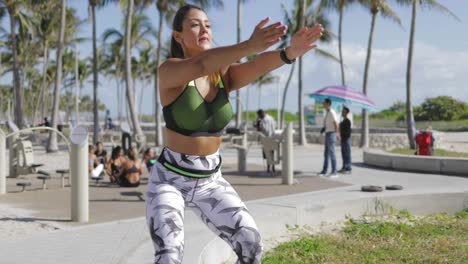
<box><xmin>7</xmin><ymin>1</ymin><xmax>468</xmax><ymax>117</ymax></box>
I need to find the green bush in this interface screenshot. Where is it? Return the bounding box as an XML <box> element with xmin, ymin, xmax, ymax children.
<box><xmin>415</xmin><ymin>96</ymin><xmax>467</xmax><ymax>121</ymax></box>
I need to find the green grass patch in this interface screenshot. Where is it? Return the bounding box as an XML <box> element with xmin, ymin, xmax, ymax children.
<box><xmin>263</xmin><ymin>210</ymin><xmax>468</xmax><ymax>264</ymax></box>
<box><xmin>389</xmin><ymin>148</ymin><xmax>468</xmax><ymax>158</ymax></box>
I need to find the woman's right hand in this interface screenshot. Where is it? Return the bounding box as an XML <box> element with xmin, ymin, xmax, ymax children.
<box><xmin>247</xmin><ymin>17</ymin><xmax>287</xmax><ymax>54</ymax></box>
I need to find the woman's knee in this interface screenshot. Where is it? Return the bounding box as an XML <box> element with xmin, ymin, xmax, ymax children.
<box><xmin>231</xmin><ymin>226</ymin><xmax>263</xmax><ymax>263</ymax></box>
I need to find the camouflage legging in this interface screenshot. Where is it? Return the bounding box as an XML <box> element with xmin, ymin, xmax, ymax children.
<box><xmin>146</xmin><ymin>148</ymin><xmax>263</xmax><ymax>264</ymax></box>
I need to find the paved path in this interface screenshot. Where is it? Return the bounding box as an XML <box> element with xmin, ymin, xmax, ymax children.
<box><xmin>0</xmin><ymin>144</ymin><xmax>467</xmax><ymax>264</ymax></box>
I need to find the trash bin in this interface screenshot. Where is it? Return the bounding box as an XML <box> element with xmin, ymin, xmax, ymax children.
<box><xmin>416</xmin><ymin>131</ymin><xmax>432</xmax><ymax>156</ymax></box>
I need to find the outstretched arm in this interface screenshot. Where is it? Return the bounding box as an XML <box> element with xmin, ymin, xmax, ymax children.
<box><xmin>226</xmin><ymin>24</ymin><xmax>323</xmax><ymax>91</ymax></box>
<box><xmin>159</xmin><ymin>18</ymin><xmax>287</xmax><ymax>90</ymax></box>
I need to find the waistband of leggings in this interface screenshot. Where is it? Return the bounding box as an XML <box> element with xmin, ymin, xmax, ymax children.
<box><xmin>157</xmin><ymin>147</ymin><xmax>222</xmax><ymax>178</ymax></box>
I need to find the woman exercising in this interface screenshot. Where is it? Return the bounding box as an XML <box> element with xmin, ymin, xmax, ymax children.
<box><xmin>146</xmin><ymin>4</ymin><xmax>323</xmax><ymax>263</ymax></box>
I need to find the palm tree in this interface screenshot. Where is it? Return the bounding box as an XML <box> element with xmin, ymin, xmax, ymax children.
<box><xmin>153</xmin><ymin>0</ymin><xmax>183</xmax><ymax>146</ymax></box>
<box><xmin>101</xmin><ymin>40</ymin><xmax>125</xmax><ymax>124</ymax></box>
<box><xmin>244</xmin><ymin>53</ymin><xmax>278</xmax><ymax>114</ymax></box>
<box><xmin>89</xmin><ymin>0</ymin><xmax>101</xmax><ymax>143</ymax></box>
<box><xmin>279</xmin><ymin>0</ymin><xmax>336</xmax><ymax>136</ymax></box>
<box><xmin>32</xmin><ymin>3</ymin><xmax>82</xmax><ymax>125</ymax></box>
<box><xmin>358</xmin><ymin>0</ymin><xmax>401</xmax><ymax>148</ymax></box>
<box><xmin>254</xmin><ymin>74</ymin><xmax>277</xmax><ymax>111</ymax></box>
<box><xmin>0</xmin><ymin>0</ymin><xmax>30</xmax><ymax>128</ymax></box>
<box><xmin>135</xmin><ymin>46</ymin><xmax>155</xmax><ymax>122</ymax></box>
<box><xmin>317</xmin><ymin>0</ymin><xmax>355</xmax><ymax>86</ymax></box>
<box><xmin>32</xmin><ymin>1</ymin><xmax>60</xmax><ymax>125</ymax></box>
<box><xmin>47</xmin><ymin>0</ymin><xmax>66</xmax><ymax>152</ymax></box>
<box><xmin>235</xmin><ymin>0</ymin><xmax>249</xmax><ymax>127</ymax></box>
<box><xmin>102</xmin><ymin>10</ymin><xmax>154</xmax><ymax>142</ymax></box>
<box><xmin>89</xmin><ymin>0</ymin><xmax>121</xmax><ymax>143</ymax></box>
<box><xmin>123</xmin><ymin>0</ymin><xmax>146</xmax><ymax>144</ymax></box>
<box><xmin>395</xmin><ymin>0</ymin><xmax>457</xmax><ymax>149</ymax></box>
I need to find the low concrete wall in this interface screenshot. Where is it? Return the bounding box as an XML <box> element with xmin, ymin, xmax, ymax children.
<box><xmin>199</xmin><ymin>191</ymin><xmax>468</xmax><ymax>263</ymax></box>
<box><xmin>364</xmin><ymin>149</ymin><xmax>468</xmax><ymax>176</ymax></box>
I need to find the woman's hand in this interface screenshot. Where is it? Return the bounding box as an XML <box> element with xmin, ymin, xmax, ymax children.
<box><xmin>247</xmin><ymin>17</ymin><xmax>287</xmax><ymax>54</ymax></box>
<box><xmin>286</xmin><ymin>24</ymin><xmax>324</xmax><ymax>60</ymax></box>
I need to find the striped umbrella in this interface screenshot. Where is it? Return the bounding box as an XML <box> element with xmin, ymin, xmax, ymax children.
<box><xmin>308</xmin><ymin>85</ymin><xmax>378</xmax><ymax>110</ymax></box>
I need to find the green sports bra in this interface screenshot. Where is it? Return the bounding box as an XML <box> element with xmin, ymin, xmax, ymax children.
<box><xmin>163</xmin><ymin>77</ymin><xmax>234</xmax><ymax>137</ymax></box>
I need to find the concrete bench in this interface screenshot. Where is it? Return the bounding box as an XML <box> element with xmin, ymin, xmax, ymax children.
<box><xmin>37</xmin><ymin>170</ymin><xmax>51</xmax><ymax>190</ymax></box>
<box><xmin>364</xmin><ymin>149</ymin><xmax>468</xmax><ymax>177</ymax></box>
<box><xmin>56</xmin><ymin>169</ymin><xmax>70</xmax><ymax>188</ymax></box>
<box><xmin>16</xmin><ymin>182</ymin><xmax>31</xmax><ymax>192</ymax></box>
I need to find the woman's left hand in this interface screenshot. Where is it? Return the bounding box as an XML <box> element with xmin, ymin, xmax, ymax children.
<box><xmin>286</xmin><ymin>24</ymin><xmax>324</xmax><ymax>59</ymax></box>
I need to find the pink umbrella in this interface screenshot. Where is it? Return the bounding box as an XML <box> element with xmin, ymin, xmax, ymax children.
<box><xmin>308</xmin><ymin>85</ymin><xmax>377</xmax><ymax>110</ymax></box>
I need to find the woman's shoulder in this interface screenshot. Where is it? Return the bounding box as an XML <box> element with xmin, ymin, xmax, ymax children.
<box><xmin>160</xmin><ymin>58</ymin><xmax>184</xmax><ymax>68</ymax></box>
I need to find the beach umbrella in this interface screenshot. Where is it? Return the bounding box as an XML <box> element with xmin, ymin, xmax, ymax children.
<box><xmin>308</xmin><ymin>85</ymin><xmax>378</xmax><ymax>110</ymax></box>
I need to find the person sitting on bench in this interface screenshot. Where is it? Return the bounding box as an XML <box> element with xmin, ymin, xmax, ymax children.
<box><xmin>119</xmin><ymin>147</ymin><xmax>142</xmax><ymax>187</ymax></box>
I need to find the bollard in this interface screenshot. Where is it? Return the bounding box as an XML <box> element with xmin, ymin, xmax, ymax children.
<box><xmin>0</xmin><ymin>130</ymin><xmax>6</xmax><ymax>194</ymax></box>
<box><xmin>70</xmin><ymin>125</ymin><xmax>89</xmax><ymax>222</ymax></box>
<box><xmin>237</xmin><ymin>132</ymin><xmax>247</xmax><ymax>172</ymax></box>
<box><xmin>282</xmin><ymin>122</ymin><xmax>294</xmax><ymax>185</ymax></box>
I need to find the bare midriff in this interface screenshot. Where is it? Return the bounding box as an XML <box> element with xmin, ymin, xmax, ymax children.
<box><xmin>166</xmin><ymin>128</ymin><xmax>222</xmax><ymax>156</ymax></box>
<box><xmin>126</xmin><ymin>172</ymin><xmax>140</xmax><ymax>184</ymax></box>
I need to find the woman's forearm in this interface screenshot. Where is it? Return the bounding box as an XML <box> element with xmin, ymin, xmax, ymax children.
<box><xmin>196</xmin><ymin>41</ymin><xmax>255</xmax><ymax>76</ymax></box>
<box><xmin>228</xmin><ymin>49</ymin><xmax>289</xmax><ymax>90</ymax></box>
<box><xmin>160</xmin><ymin>40</ymin><xmax>255</xmax><ymax>88</ymax></box>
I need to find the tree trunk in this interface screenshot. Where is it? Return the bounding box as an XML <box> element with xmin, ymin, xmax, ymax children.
<box><xmin>10</xmin><ymin>12</ymin><xmax>23</xmax><ymax>128</ymax></box>
<box><xmin>257</xmin><ymin>86</ymin><xmax>261</xmax><ymax>110</ymax></box>
<box><xmin>406</xmin><ymin>0</ymin><xmax>417</xmax><ymax>149</ymax></box>
<box><xmin>92</xmin><ymin>4</ymin><xmax>100</xmax><ymax>144</ymax></box>
<box><xmin>360</xmin><ymin>12</ymin><xmax>377</xmax><ymax>148</ymax></box>
<box><xmin>155</xmin><ymin>9</ymin><xmax>163</xmax><ymax>146</ymax></box>
<box><xmin>47</xmin><ymin>0</ymin><xmax>66</xmax><ymax>152</ymax></box>
<box><xmin>74</xmin><ymin>45</ymin><xmax>79</xmax><ymax>125</ymax></box>
<box><xmin>116</xmin><ymin>77</ymin><xmax>121</xmax><ymax>125</ymax></box>
<box><xmin>34</xmin><ymin>41</ymin><xmax>49</xmax><ymax>125</ymax></box>
<box><xmin>235</xmin><ymin>0</ymin><xmax>242</xmax><ymax>127</ymax></box>
<box><xmin>338</xmin><ymin>7</ymin><xmax>346</xmax><ymax>86</ymax></box>
<box><xmin>125</xmin><ymin>0</ymin><xmax>144</xmax><ymax>142</ymax></box>
<box><xmin>298</xmin><ymin>0</ymin><xmax>307</xmax><ymax>145</ymax></box>
<box><xmin>244</xmin><ymin>87</ymin><xmax>249</xmax><ymax>123</ymax></box>
<box><xmin>280</xmin><ymin>63</ymin><xmax>296</xmax><ymax>129</ymax></box>
<box><xmin>154</xmin><ymin>72</ymin><xmax>163</xmax><ymax>146</ymax></box>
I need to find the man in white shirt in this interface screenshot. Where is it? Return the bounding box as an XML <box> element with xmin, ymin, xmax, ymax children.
<box><xmin>256</xmin><ymin>109</ymin><xmax>276</xmax><ymax>137</ymax></box>
<box><xmin>319</xmin><ymin>98</ymin><xmax>340</xmax><ymax>178</ymax></box>
<box><xmin>255</xmin><ymin>109</ymin><xmax>277</xmax><ymax>173</ymax></box>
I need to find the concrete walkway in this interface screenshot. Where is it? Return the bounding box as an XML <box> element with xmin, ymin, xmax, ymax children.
<box><xmin>0</xmin><ymin>144</ymin><xmax>467</xmax><ymax>264</ymax></box>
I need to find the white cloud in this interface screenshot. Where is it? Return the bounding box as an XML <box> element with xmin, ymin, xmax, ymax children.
<box><xmin>87</xmin><ymin>41</ymin><xmax>468</xmax><ymax>117</ymax></box>
<box><xmin>253</xmin><ymin>40</ymin><xmax>468</xmax><ymax>113</ymax></box>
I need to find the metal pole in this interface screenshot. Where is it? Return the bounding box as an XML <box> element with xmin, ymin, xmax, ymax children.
<box><xmin>277</xmin><ymin>82</ymin><xmax>280</xmax><ymax>129</ymax></box>
<box><xmin>282</xmin><ymin>122</ymin><xmax>294</xmax><ymax>185</ymax></box>
<box><xmin>0</xmin><ymin>130</ymin><xmax>6</xmax><ymax>194</ymax></box>
<box><xmin>237</xmin><ymin>132</ymin><xmax>247</xmax><ymax>172</ymax></box>
<box><xmin>70</xmin><ymin>125</ymin><xmax>89</xmax><ymax>222</ymax></box>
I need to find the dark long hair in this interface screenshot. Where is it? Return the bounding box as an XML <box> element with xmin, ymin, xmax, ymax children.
<box><xmin>111</xmin><ymin>146</ymin><xmax>122</xmax><ymax>160</ymax></box>
<box><xmin>171</xmin><ymin>4</ymin><xmax>204</xmax><ymax>59</ymax></box>
<box><xmin>170</xmin><ymin>4</ymin><xmax>220</xmax><ymax>85</ymax></box>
